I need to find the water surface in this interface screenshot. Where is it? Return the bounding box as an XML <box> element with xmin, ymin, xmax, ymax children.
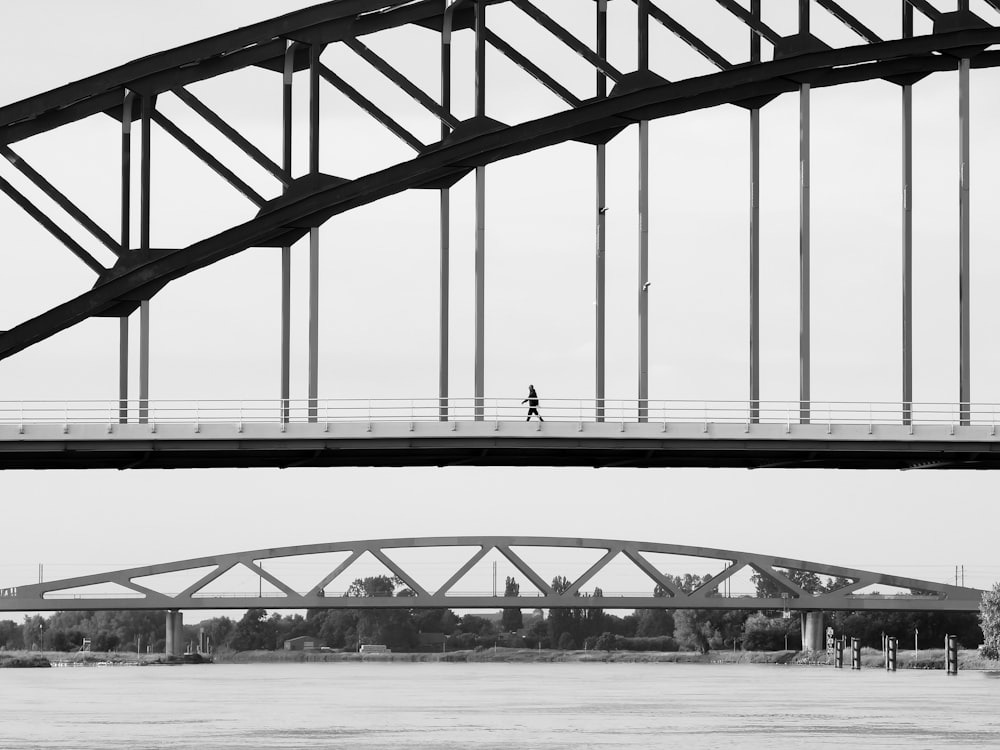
<box><xmin>2</xmin><ymin>662</ymin><xmax>998</xmax><ymax>748</ymax></box>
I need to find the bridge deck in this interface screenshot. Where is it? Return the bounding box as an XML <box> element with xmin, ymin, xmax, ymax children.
<box><xmin>2</xmin><ymin>420</ymin><xmax>998</xmax><ymax>470</ymax></box>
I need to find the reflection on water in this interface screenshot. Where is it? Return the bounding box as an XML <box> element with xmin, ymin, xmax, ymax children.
<box><xmin>1</xmin><ymin>663</ymin><xmax>998</xmax><ymax>749</ymax></box>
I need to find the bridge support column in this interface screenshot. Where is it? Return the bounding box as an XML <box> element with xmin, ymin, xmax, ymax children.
<box><xmin>280</xmin><ymin>42</ymin><xmax>295</xmax><ymax>426</ymax></box>
<box><xmin>119</xmin><ymin>91</ymin><xmax>135</xmax><ymax>425</ymax></box>
<box><xmin>959</xmin><ymin>55</ymin><xmax>971</xmax><ymax>425</ymax></box>
<box><xmin>439</xmin><ymin>1</ymin><xmax>452</xmax><ymax>423</ymax></box>
<box><xmin>473</xmin><ymin>0</ymin><xmax>487</xmax><ymax>422</ymax></box>
<box><xmin>139</xmin><ymin>94</ymin><xmax>153</xmax><ymax>425</ymax></box>
<box><xmin>307</xmin><ymin>43</ymin><xmax>322</xmax><ymax>423</ymax></box>
<box><xmin>798</xmin><ymin>0</ymin><xmax>811</xmax><ymax>425</ymax></box>
<box><xmin>801</xmin><ymin>610</ymin><xmax>824</xmax><ymax>652</ymax></box>
<box><xmin>901</xmin><ymin>4</ymin><xmax>913</xmax><ymax>426</ymax></box>
<box><xmin>165</xmin><ymin>610</ymin><xmax>183</xmax><ymax>657</ymax></box>
<box><xmin>636</xmin><ymin>0</ymin><xmax>650</xmax><ymax>424</ymax></box>
<box><xmin>749</xmin><ymin>0</ymin><xmax>761</xmax><ymax>424</ymax></box>
<box><xmin>594</xmin><ymin>0</ymin><xmax>608</xmax><ymax>424</ymax></box>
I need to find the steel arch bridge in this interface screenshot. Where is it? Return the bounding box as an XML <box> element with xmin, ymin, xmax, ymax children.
<box><xmin>0</xmin><ymin>536</ymin><xmax>983</xmax><ymax>613</ymax></box>
<box><xmin>3</xmin><ymin>1</ymin><xmax>1000</xmax><ymax>470</ymax></box>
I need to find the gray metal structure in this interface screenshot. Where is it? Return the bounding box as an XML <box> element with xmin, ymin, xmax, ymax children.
<box><xmin>0</xmin><ymin>536</ymin><xmax>983</xmax><ymax>613</ymax></box>
<box><xmin>1</xmin><ymin>1</ymin><xmax>999</xmax><ymax>468</ymax></box>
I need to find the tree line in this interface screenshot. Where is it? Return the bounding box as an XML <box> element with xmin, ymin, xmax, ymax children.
<box><xmin>0</xmin><ymin>571</ymin><xmax>983</xmax><ymax>654</ymax></box>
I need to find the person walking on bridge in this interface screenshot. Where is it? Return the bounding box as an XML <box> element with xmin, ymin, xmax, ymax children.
<box><xmin>522</xmin><ymin>384</ymin><xmax>543</xmax><ymax>421</ymax></box>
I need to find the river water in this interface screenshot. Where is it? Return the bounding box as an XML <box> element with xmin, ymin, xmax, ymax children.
<box><xmin>2</xmin><ymin>662</ymin><xmax>998</xmax><ymax>748</ymax></box>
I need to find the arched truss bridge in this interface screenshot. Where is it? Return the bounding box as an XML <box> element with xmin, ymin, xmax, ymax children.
<box><xmin>0</xmin><ymin>536</ymin><xmax>983</xmax><ymax>613</ymax></box>
<box><xmin>3</xmin><ymin>2</ymin><xmax>1000</xmax><ymax>470</ymax></box>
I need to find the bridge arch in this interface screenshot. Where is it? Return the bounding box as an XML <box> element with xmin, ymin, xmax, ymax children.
<box><xmin>1</xmin><ymin>536</ymin><xmax>983</xmax><ymax>613</ymax></box>
<box><xmin>2</xmin><ymin>2</ymin><xmax>1000</xmax><ymax>470</ymax></box>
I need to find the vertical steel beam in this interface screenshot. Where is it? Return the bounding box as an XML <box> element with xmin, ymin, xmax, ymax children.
<box><xmin>139</xmin><ymin>95</ymin><xmax>152</xmax><ymax>424</ymax></box>
<box><xmin>637</xmin><ymin>0</ymin><xmax>651</xmax><ymax>422</ymax></box>
<box><xmin>959</xmin><ymin>55</ymin><xmax>971</xmax><ymax>425</ymax></box>
<box><xmin>308</xmin><ymin>43</ymin><xmax>322</xmax><ymax>422</ymax></box>
<box><xmin>595</xmin><ymin>0</ymin><xmax>608</xmax><ymax>423</ymax></box>
<box><xmin>638</xmin><ymin>120</ymin><xmax>649</xmax><ymax>423</ymax></box>
<box><xmin>119</xmin><ymin>92</ymin><xmax>134</xmax><ymax>425</ymax></box>
<box><xmin>281</xmin><ymin>43</ymin><xmax>294</xmax><ymax>425</ymax></box>
<box><xmin>439</xmin><ymin>0</ymin><xmax>452</xmax><ymax>422</ymax></box>
<box><xmin>474</xmin><ymin>0</ymin><xmax>487</xmax><ymax>420</ymax></box>
<box><xmin>798</xmin><ymin>2</ymin><xmax>811</xmax><ymax>424</ymax></box>
<box><xmin>902</xmin><ymin>2</ymin><xmax>913</xmax><ymax>426</ymax></box>
<box><xmin>638</xmin><ymin>0</ymin><xmax>650</xmax><ymax>72</ymax></box>
<box><xmin>749</xmin><ymin>0</ymin><xmax>761</xmax><ymax>424</ymax></box>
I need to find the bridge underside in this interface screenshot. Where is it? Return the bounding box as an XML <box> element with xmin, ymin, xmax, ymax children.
<box><xmin>3</xmin><ymin>440</ymin><xmax>999</xmax><ymax>471</ymax></box>
<box><xmin>2</xmin><ymin>422</ymin><xmax>999</xmax><ymax>470</ymax></box>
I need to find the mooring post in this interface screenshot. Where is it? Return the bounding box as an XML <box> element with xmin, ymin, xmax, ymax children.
<box><xmin>946</xmin><ymin>634</ymin><xmax>959</xmax><ymax>675</ymax></box>
<box><xmin>886</xmin><ymin>637</ymin><xmax>897</xmax><ymax>672</ymax></box>
<box><xmin>833</xmin><ymin>637</ymin><xmax>844</xmax><ymax>669</ymax></box>
<box><xmin>851</xmin><ymin>637</ymin><xmax>861</xmax><ymax>670</ymax></box>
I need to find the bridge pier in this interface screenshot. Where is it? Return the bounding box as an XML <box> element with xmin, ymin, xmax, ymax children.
<box><xmin>165</xmin><ymin>610</ymin><xmax>183</xmax><ymax>657</ymax></box>
<box><xmin>800</xmin><ymin>610</ymin><xmax>824</xmax><ymax>652</ymax></box>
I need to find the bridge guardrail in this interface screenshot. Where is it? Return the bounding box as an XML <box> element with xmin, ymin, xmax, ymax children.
<box><xmin>0</xmin><ymin>398</ymin><xmax>996</xmax><ymax>432</ymax></box>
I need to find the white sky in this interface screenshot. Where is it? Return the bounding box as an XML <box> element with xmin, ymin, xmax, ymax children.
<box><xmin>1</xmin><ymin>1</ymin><xmax>1000</xmax><ymax>618</ymax></box>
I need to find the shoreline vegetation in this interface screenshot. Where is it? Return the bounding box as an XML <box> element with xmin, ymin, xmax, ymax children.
<box><xmin>218</xmin><ymin>646</ymin><xmax>998</xmax><ymax>670</ymax></box>
<box><xmin>0</xmin><ymin>651</ymin><xmax>207</xmax><ymax>668</ymax></box>
<box><xmin>5</xmin><ymin>647</ymin><xmax>995</xmax><ymax>670</ymax></box>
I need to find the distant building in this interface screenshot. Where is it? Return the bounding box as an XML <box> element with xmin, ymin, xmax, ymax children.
<box><xmin>284</xmin><ymin>636</ymin><xmax>318</xmax><ymax>651</ymax></box>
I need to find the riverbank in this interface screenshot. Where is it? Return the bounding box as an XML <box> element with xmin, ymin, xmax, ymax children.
<box><xmin>5</xmin><ymin>647</ymin><xmax>994</xmax><ymax>670</ymax></box>
<box><xmin>218</xmin><ymin>646</ymin><xmax>997</xmax><ymax>670</ymax></box>
<box><xmin>0</xmin><ymin>651</ymin><xmax>210</xmax><ymax>668</ymax></box>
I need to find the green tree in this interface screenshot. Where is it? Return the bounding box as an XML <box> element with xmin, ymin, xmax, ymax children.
<box><xmin>0</xmin><ymin>619</ymin><xmax>24</xmax><ymax>649</ymax></box>
<box><xmin>742</xmin><ymin>612</ymin><xmax>800</xmax><ymax>651</ymax></box>
<box><xmin>198</xmin><ymin>616</ymin><xmax>235</xmax><ymax>651</ymax></box>
<box><xmin>751</xmin><ymin>568</ymin><xmax>824</xmax><ymax>597</ymax></box>
<box><xmin>547</xmin><ymin>575</ymin><xmax>581</xmax><ymax>647</ymax></box>
<box><xmin>580</xmin><ymin>587</ymin><xmax>605</xmax><ymax>641</ymax></box>
<box><xmin>594</xmin><ymin>631</ymin><xmax>617</xmax><ymax>651</ymax></box>
<box><xmin>230</xmin><ymin>608</ymin><xmax>277</xmax><ymax>651</ymax></box>
<box><xmin>979</xmin><ymin>582</ymin><xmax>1000</xmax><ymax>660</ymax></box>
<box><xmin>22</xmin><ymin>615</ymin><xmax>45</xmax><ymax>650</ymax></box>
<box><xmin>346</xmin><ymin>575</ymin><xmax>418</xmax><ymax>650</ymax></box>
<box><xmin>557</xmin><ymin>632</ymin><xmax>576</xmax><ymax>650</ymax></box>
<box><xmin>635</xmin><ymin>583</ymin><xmax>674</xmax><ymax>637</ymax></box>
<box><xmin>501</xmin><ymin>576</ymin><xmax>523</xmax><ymax>632</ymax></box>
<box><xmin>673</xmin><ymin>609</ymin><xmax>714</xmax><ymax>653</ymax></box>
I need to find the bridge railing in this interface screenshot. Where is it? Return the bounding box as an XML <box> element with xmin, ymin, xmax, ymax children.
<box><xmin>0</xmin><ymin>398</ymin><xmax>995</xmax><ymax>431</ymax></box>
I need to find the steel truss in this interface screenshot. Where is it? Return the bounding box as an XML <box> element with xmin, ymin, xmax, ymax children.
<box><xmin>0</xmin><ymin>536</ymin><xmax>983</xmax><ymax>612</ymax></box>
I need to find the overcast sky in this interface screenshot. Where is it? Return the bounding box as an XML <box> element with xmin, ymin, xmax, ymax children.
<box><xmin>2</xmin><ymin>1</ymin><xmax>1000</xmax><ymax>616</ymax></box>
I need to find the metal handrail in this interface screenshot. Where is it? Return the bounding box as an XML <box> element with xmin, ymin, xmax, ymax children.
<box><xmin>0</xmin><ymin>397</ymin><xmax>996</xmax><ymax>430</ymax></box>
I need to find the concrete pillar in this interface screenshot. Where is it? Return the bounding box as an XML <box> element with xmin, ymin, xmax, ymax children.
<box><xmin>801</xmin><ymin>610</ymin><xmax>824</xmax><ymax>651</ymax></box>
<box><xmin>165</xmin><ymin>610</ymin><xmax>183</xmax><ymax>657</ymax></box>
<box><xmin>165</xmin><ymin>610</ymin><xmax>175</xmax><ymax>656</ymax></box>
<box><xmin>173</xmin><ymin>610</ymin><xmax>184</xmax><ymax>656</ymax></box>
